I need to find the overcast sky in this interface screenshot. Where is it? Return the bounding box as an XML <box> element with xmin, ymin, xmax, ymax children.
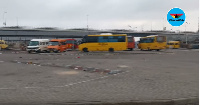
<box><xmin>0</xmin><ymin>0</ymin><xmax>199</xmax><ymax>31</ymax></box>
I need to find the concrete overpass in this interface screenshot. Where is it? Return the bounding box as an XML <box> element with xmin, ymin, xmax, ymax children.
<box><xmin>0</xmin><ymin>27</ymin><xmax>198</xmax><ymax>42</ymax></box>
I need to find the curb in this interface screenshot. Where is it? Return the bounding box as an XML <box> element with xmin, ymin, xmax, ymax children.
<box><xmin>49</xmin><ymin>97</ymin><xmax>199</xmax><ymax>105</ymax></box>
<box><xmin>0</xmin><ymin>97</ymin><xmax>198</xmax><ymax>105</ymax></box>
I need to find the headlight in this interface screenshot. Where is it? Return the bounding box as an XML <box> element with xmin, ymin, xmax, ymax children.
<box><xmin>27</xmin><ymin>47</ymin><xmax>39</xmax><ymax>49</ymax></box>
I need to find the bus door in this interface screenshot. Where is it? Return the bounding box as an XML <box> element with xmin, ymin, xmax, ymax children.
<box><xmin>60</xmin><ymin>41</ymin><xmax>67</xmax><ymax>52</ymax></box>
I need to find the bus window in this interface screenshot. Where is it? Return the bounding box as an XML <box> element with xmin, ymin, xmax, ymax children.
<box><xmin>128</xmin><ymin>37</ymin><xmax>133</xmax><ymax>42</ymax></box>
<box><xmin>29</xmin><ymin>41</ymin><xmax>39</xmax><ymax>46</ymax></box>
<box><xmin>157</xmin><ymin>36</ymin><xmax>166</xmax><ymax>42</ymax></box>
<box><xmin>98</xmin><ymin>36</ymin><xmax>108</xmax><ymax>42</ymax></box>
<box><xmin>148</xmin><ymin>37</ymin><xmax>154</xmax><ymax>43</ymax></box>
<box><xmin>118</xmin><ymin>36</ymin><xmax>125</xmax><ymax>42</ymax></box>
<box><xmin>66</xmin><ymin>40</ymin><xmax>73</xmax><ymax>44</ymax></box>
<box><xmin>140</xmin><ymin>38</ymin><xmax>154</xmax><ymax>43</ymax></box>
<box><xmin>175</xmin><ymin>43</ymin><xmax>179</xmax><ymax>45</ymax></box>
<box><xmin>167</xmin><ymin>43</ymin><xmax>174</xmax><ymax>45</ymax></box>
<box><xmin>85</xmin><ymin>36</ymin><xmax>98</xmax><ymax>43</ymax></box>
<box><xmin>108</xmin><ymin>36</ymin><xmax>118</xmax><ymax>42</ymax></box>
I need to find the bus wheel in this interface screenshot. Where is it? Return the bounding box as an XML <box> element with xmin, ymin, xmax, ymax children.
<box><xmin>147</xmin><ymin>48</ymin><xmax>152</xmax><ymax>51</ymax></box>
<box><xmin>129</xmin><ymin>48</ymin><xmax>133</xmax><ymax>51</ymax></box>
<box><xmin>83</xmin><ymin>48</ymin><xmax>88</xmax><ymax>52</ymax></box>
<box><xmin>109</xmin><ymin>48</ymin><xmax>114</xmax><ymax>52</ymax></box>
<box><xmin>156</xmin><ymin>49</ymin><xmax>160</xmax><ymax>51</ymax></box>
<box><xmin>36</xmin><ymin>50</ymin><xmax>41</xmax><ymax>53</ymax></box>
<box><xmin>54</xmin><ymin>50</ymin><xmax>60</xmax><ymax>53</ymax></box>
<box><xmin>46</xmin><ymin>50</ymin><xmax>50</xmax><ymax>53</ymax></box>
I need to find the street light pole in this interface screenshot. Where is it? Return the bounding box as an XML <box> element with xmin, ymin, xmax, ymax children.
<box><xmin>128</xmin><ymin>25</ymin><xmax>137</xmax><ymax>31</ymax></box>
<box><xmin>186</xmin><ymin>34</ymin><xmax>188</xmax><ymax>44</ymax></box>
<box><xmin>198</xmin><ymin>17</ymin><xmax>199</xmax><ymax>33</ymax></box>
<box><xmin>185</xmin><ymin>22</ymin><xmax>190</xmax><ymax>32</ymax></box>
<box><xmin>87</xmin><ymin>15</ymin><xmax>89</xmax><ymax>31</ymax></box>
<box><xmin>16</xmin><ymin>17</ymin><xmax>19</xmax><ymax>27</ymax></box>
<box><xmin>3</xmin><ymin>12</ymin><xmax>7</xmax><ymax>27</ymax></box>
<box><xmin>135</xmin><ymin>27</ymin><xmax>137</xmax><ymax>31</ymax></box>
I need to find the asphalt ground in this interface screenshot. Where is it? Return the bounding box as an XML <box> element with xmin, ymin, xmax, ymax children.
<box><xmin>0</xmin><ymin>49</ymin><xmax>198</xmax><ymax>105</ymax></box>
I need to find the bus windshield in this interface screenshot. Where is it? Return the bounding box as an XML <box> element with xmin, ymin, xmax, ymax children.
<box><xmin>66</xmin><ymin>40</ymin><xmax>75</xmax><ymax>44</ymax></box>
<box><xmin>29</xmin><ymin>41</ymin><xmax>39</xmax><ymax>46</ymax></box>
<box><xmin>82</xmin><ymin>36</ymin><xmax>126</xmax><ymax>43</ymax></box>
<box><xmin>49</xmin><ymin>41</ymin><xmax>59</xmax><ymax>46</ymax></box>
<box><xmin>139</xmin><ymin>37</ymin><xmax>154</xmax><ymax>43</ymax></box>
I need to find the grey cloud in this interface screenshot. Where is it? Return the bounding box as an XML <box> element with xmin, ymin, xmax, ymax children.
<box><xmin>0</xmin><ymin>0</ymin><xmax>198</xmax><ymax>31</ymax></box>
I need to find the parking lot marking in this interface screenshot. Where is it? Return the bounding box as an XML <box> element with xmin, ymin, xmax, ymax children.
<box><xmin>0</xmin><ymin>88</ymin><xmax>16</xmax><ymax>90</ymax></box>
<box><xmin>0</xmin><ymin>68</ymin><xmax>129</xmax><ymax>90</ymax></box>
<box><xmin>24</xmin><ymin>87</ymin><xmax>41</xmax><ymax>89</ymax></box>
<box><xmin>52</xmin><ymin>86</ymin><xmax>65</xmax><ymax>88</ymax></box>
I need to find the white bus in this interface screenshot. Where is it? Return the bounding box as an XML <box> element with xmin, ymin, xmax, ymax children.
<box><xmin>27</xmin><ymin>39</ymin><xmax>49</xmax><ymax>53</ymax></box>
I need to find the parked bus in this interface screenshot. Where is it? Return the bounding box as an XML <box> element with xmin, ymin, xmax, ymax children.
<box><xmin>79</xmin><ymin>34</ymin><xmax>127</xmax><ymax>52</ymax></box>
<box><xmin>138</xmin><ymin>35</ymin><xmax>167</xmax><ymax>51</ymax></box>
<box><xmin>127</xmin><ymin>36</ymin><xmax>135</xmax><ymax>50</ymax></box>
<box><xmin>0</xmin><ymin>40</ymin><xmax>8</xmax><ymax>49</ymax></box>
<box><xmin>48</xmin><ymin>39</ymin><xmax>67</xmax><ymax>53</ymax></box>
<box><xmin>65</xmin><ymin>39</ymin><xmax>78</xmax><ymax>50</ymax></box>
<box><xmin>27</xmin><ymin>39</ymin><xmax>49</xmax><ymax>53</ymax></box>
<box><xmin>167</xmin><ymin>41</ymin><xmax>180</xmax><ymax>49</ymax></box>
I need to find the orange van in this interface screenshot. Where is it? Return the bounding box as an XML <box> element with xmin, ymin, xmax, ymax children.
<box><xmin>47</xmin><ymin>39</ymin><xmax>67</xmax><ymax>53</ymax></box>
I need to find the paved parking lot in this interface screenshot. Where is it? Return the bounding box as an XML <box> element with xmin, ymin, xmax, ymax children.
<box><xmin>0</xmin><ymin>49</ymin><xmax>198</xmax><ymax>105</ymax></box>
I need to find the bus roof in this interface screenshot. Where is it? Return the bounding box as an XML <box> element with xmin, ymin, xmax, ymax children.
<box><xmin>99</xmin><ymin>33</ymin><xmax>113</xmax><ymax>35</ymax></box>
<box><xmin>50</xmin><ymin>39</ymin><xmax>66</xmax><ymax>42</ymax></box>
<box><xmin>140</xmin><ymin>37</ymin><xmax>148</xmax><ymax>38</ymax></box>
<box><xmin>87</xmin><ymin>34</ymin><xmax>127</xmax><ymax>36</ymax></box>
<box><xmin>147</xmin><ymin>35</ymin><xmax>158</xmax><ymax>37</ymax></box>
<box><xmin>168</xmin><ymin>41</ymin><xmax>180</xmax><ymax>43</ymax></box>
<box><xmin>31</xmin><ymin>39</ymin><xmax>49</xmax><ymax>41</ymax></box>
<box><xmin>66</xmin><ymin>39</ymin><xmax>76</xmax><ymax>40</ymax></box>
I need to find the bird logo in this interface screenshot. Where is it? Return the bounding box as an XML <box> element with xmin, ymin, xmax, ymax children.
<box><xmin>170</xmin><ymin>14</ymin><xmax>183</xmax><ymax>19</ymax></box>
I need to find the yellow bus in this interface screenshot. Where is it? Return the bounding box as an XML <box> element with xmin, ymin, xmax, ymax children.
<box><xmin>0</xmin><ymin>40</ymin><xmax>8</xmax><ymax>49</ymax></box>
<box><xmin>167</xmin><ymin>41</ymin><xmax>180</xmax><ymax>49</ymax></box>
<box><xmin>138</xmin><ymin>35</ymin><xmax>167</xmax><ymax>51</ymax></box>
<box><xmin>79</xmin><ymin>34</ymin><xmax>127</xmax><ymax>52</ymax></box>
